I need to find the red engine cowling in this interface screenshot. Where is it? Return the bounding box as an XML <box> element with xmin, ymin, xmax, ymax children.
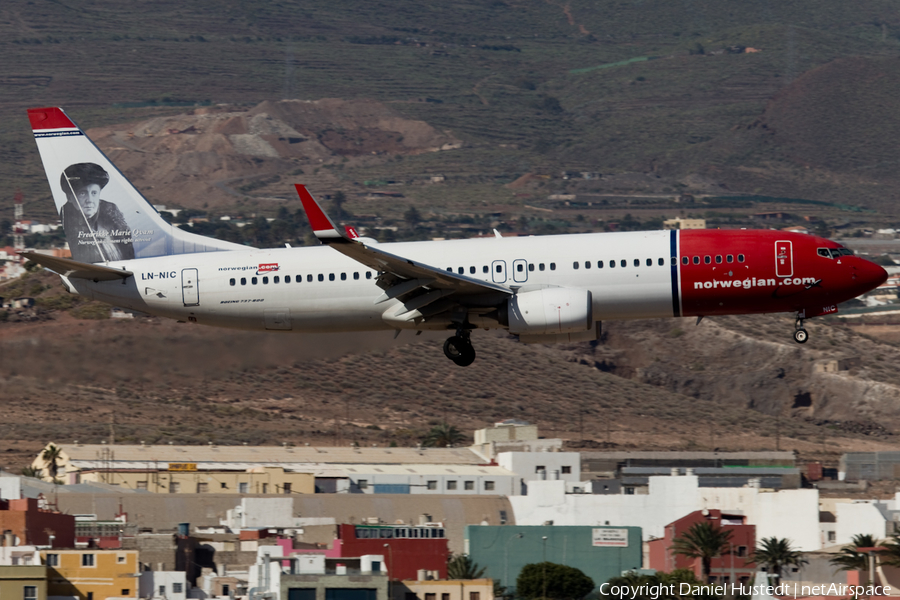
<box><xmin>508</xmin><ymin>287</ymin><xmax>593</xmax><ymax>335</ymax></box>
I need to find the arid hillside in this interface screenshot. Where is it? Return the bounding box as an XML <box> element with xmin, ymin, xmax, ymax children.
<box><xmin>85</xmin><ymin>99</ymin><xmax>460</xmax><ymax>210</ymax></box>
<box><xmin>1</xmin><ymin>270</ymin><xmax>897</xmax><ymax>476</ymax></box>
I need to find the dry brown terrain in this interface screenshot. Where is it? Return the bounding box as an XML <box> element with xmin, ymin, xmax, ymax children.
<box><xmin>2</xmin><ymin>269</ymin><xmax>898</xmax><ymax>476</ymax></box>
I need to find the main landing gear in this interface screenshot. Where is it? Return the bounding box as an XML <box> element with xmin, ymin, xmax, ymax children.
<box><xmin>443</xmin><ymin>328</ymin><xmax>476</xmax><ymax>367</ymax></box>
<box><xmin>793</xmin><ymin>317</ymin><xmax>809</xmax><ymax>344</ymax></box>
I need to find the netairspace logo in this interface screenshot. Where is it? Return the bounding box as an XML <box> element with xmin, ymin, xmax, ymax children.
<box><xmin>600</xmin><ymin>583</ymin><xmax>890</xmax><ymax>599</ymax></box>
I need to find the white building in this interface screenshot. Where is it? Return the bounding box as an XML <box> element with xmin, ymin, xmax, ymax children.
<box><xmin>0</xmin><ymin>545</ymin><xmax>40</xmax><ymax>566</ymax></box>
<box><xmin>510</xmin><ymin>475</ymin><xmax>821</xmax><ymax>551</ymax></box>
<box><xmin>139</xmin><ymin>571</ymin><xmax>187</xmax><ymax>600</ymax></box>
<box><xmin>336</xmin><ymin>464</ymin><xmax>516</xmax><ymax>496</ymax></box>
<box><xmin>834</xmin><ymin>495</ymin><xmax>900</xmax><ymax>546</ymax></box>
<box><xmin>496</xmin><ymin>452</ymin><xmax>581</xmax><ymax>493</ymax></box>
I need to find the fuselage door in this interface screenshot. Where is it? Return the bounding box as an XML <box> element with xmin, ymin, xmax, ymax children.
<box><xmin>775</xmin><ymin>241</ymin><xmax>793</xmax><ymax>278</ymax></box>
<box><xmin>492</xmin><ymin>260</ymin><xmax>507</xmax><ymax>284</ymax></box>
<box><xmin>512</xmin><ymin>259</ymin><xmax>528</xmax><ymax>283</ymax></box>
<box><xmin>182</xmin><ymin>268</ymin><xmax>199</xmax><ymax>306</ymax></box>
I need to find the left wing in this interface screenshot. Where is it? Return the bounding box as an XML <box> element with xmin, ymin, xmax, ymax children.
<box><xmin>295</xmin><ymin>185</ymin><xmax>511</xmax><ymax>322</ymax></box>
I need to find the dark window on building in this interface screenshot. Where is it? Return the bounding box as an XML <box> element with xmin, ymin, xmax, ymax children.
<box><xmin>737</xmin><ymin>546</ymin><xmax>747</xmax><ymax>557</ymax></box>
<box><xmin>500</xmin><ymin>510</ymin><xmax>508</xmax><ymax>525</ymax></box>
<box><xmin>229</xmin><ymin>278</ymin><xmax>235</xmax><ymax>286</ymax></box>
<box><xmin>427</xmin><ymin>480</ymin><xmax>438</xmax><ymax>490</ymax></box>
<box><xmin>447</xmin><ymin>481</ymin><xmax>457</xmax><ymax>490</ymax></box>
<box><xmin>46</xmin><ymin>554</ymin><xmax>58</xmax><ymax>567</ymax></box>
<box><xmin>122</xmin><ymin>590</ymin><xmax>130</xmax><ymax>596</ymax></box>
<box><xmin>464</xmin><ymin>481</ymin><xmax>474</xmax><ymax>490</ymax></box>
<box><xmin>284</xmin><ymin>482</ymin><xmax>292</xmax><ymax>494</ymax></box>
<box><xmin>358</xmin><ymin>480</ymin><xmax>368</xmax><ymax>489</ymax></box>
<box><xmin>82</xmin><ymin>554</ymin><xmax>95</xmax><ymax>567</ymax></box>
<box><xmin>173</xmin><ymin>583</ymin><xmax>183</xmax><ymax>594</ymax></box>
<box><xmin>485</xmin><ymin>481</ymin><xmax>495</xmax><ymax>491</ymax></box>
<box><xmin>562</xmin><ymin>466</ymin><xmax>571</xmax><ymax>474</ymax></box>
<box><xmin>24</xmin><ymin>586</ymin><xmax>37</xmax><ymax>600</ymax></box>
<box><xmin>470</xmin><ymin>593</ymin><xmax>480</xmax><ymax>600</ymax></box>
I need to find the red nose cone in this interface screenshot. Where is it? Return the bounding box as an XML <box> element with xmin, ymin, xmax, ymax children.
<box><xmin>856</xmin><ymin>259</ymin><xmax>888</xmax><ymax>293</ymax></box>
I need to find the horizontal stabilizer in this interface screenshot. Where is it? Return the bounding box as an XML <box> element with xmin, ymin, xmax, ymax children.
<box><xmin>19</xmin><ymin>252</ymin><xmax>133</xmax><ymax>282</ymax></box>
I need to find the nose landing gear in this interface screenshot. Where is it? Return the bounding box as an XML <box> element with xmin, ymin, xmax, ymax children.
<box><xmin>793</xmin><ymin>317</ymin><xmax>809</xmax><ymax>344</ymax></box>
<box><xmin>443</xmin><ymin>328</ymin><xmax>476</xmax><ymax>367</ymax></box>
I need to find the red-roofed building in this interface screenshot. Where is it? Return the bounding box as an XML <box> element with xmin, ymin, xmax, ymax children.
<box><xmin>0</xmin><ymin>498</ymin><xmax>75</xmax><ymax>548</ymax></box>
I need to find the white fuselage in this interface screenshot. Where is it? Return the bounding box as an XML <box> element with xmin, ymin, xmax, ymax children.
<box><xmin>66</xmin><ymin>230</ymin><xmax>678</xmax><ymax>332</ymax></box>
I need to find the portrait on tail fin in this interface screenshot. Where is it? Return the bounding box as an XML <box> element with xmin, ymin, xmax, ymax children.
<box><xmin>60</xmin><ymin>162</ymin><xmax>135</xmax><ymax>263</ymax></box>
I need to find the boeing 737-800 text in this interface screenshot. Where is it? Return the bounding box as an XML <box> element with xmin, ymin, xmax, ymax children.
<box><xmin>22</xmin><ymin>107</ymin><xmax>887</xmax><ymax>366</ymax></box>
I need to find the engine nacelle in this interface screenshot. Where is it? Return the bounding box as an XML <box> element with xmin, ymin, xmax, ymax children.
<box><xmin>507</xmin><ymin>287</ymin><xmax>593</xmax><ymax>335</ymax></box>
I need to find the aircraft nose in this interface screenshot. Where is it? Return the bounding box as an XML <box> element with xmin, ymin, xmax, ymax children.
<box><xmin>855</xmin><ymin>258</ymin><xmax>888</xmax><ymax>291</ymax></box>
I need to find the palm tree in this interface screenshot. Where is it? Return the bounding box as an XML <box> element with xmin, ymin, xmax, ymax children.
<box><xmin>830</xmin><ymin>534</ymin><xmax>878</xmax><ymax>572</ymax></box>
<box><xmin>447</xmin><ymin>554</ymin><xmax>486</xmax><ymax>579</ymax></box>
<box><xmin>40</xmin><ymin>444</ymin><xmax>63</xmax><ymax>481</ymax></box>
<box><xmin>751</xmin><ymin>537</ymin><xmax>808</xmax><ymax>580</ymax></box>
<box><xmin>877</xmin><ymin>534</ymin><xmax>900</xmax><ymax>568</ymax></box>
<box><xmin>671</xmin><ymin>521</ymin><xmax>733</xmax><ymax>583</ymax></box>
<box><xmin>20</xmin><ymin>466</ymin><xmax>42</xmax><ymax>478</ymax></box>
<box><xmin>422</xmin><ymin>423</ymin><xmax>467</xmax><ymax>447</ymax></box>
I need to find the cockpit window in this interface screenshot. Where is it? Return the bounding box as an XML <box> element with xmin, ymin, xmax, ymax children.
<box><xmin>818</xmin><ymin>247</ymin><xmax>855</xmax><ymax>259</ymax></box>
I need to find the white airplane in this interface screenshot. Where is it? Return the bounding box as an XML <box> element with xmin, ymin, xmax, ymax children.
<box><xmin>23</xmin><ymin>107</ymin><xmax>887</xmax><ymax>366</ymax></box>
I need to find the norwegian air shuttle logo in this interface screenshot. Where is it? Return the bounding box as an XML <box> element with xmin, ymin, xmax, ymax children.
<box><xmin>257</xmin><ymin>263</ymin><xmax>280</xmax><ymax>275</ymax></box>
<box><xmin>694</xmin><ymin>276</ymin><xmax>819</xmax><ymax>290</ymax></box>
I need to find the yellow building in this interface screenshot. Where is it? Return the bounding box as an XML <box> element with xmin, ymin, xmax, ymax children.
<box><xmin>41</xmin><ymin>549</ymin><xmax>138</xmax><ymax>600</ymax></box>
<box><xmin>0</xmin><ymin>565</ymin><xmax>47</xmax><ymax>600</ymax></box>
<box><xmin>76</xmin><ymin>466</ymin><xmax>315</xmax><ymax>494</ymax></box>
<box><xmin>394</xmin><ymin>579</ymin><xmax>495</xmax><ymax>600</ymax></box>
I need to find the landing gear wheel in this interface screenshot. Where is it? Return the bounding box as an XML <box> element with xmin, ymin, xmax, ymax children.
<box><xmin>793</xmin><ymin>328</ymin><xmax>809</xmax><ymax>344</ymax></box>
<box><xmin>443</xmin><ymin>336</ymin><xmax>476</xmax><ymax>367</ymax></box>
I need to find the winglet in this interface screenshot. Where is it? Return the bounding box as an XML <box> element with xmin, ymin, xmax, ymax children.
<box><xmin>295</xmin><ymin>184</ymin><xmax>348</xmax><ymax>242</ymax></box>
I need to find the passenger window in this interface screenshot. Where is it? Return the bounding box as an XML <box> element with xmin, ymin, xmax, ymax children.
<box><xmin>704</xmin><ymin>256</ymin><xmax>711</xmax><ymax>265</ymax></box>
<box><xmin>610</xmin><ymin>260</ymin><xmax>616</xmax><ymax>269</ymax></box>
<box><xmin>252</xmin><ymin>277</ymin><xmax>258</xmax><ymax>285</ymax></box>
<box><xmin>573</xmin><ymin>262</ymin><xmax>579</xmax><ymax>270</ymax></box>
<box><xmin>539</xmin><ymin>264</ymin><xmax>545</xmax><ymax>271</ymax></box>
<box><xmin>285</xmin><ymin>275</ymin><xmax>291</xmax><ymax>283</ymax></box>
<box><xmin>738</xmin><ymin>254</ymin><xmax>745</xmax><ymax>263</ymax></box>
<box><xmin>598</xmin><ymin>261</ymin><xmax>604</xmax><ymax>268</ymax></box>
<box><xmin>308</xmin><ymin>274</ymin><xmax>313</xmax><ymax>282</ymax></box>
<box><xmin>483</xmin><ymin>266</ymin><xmax>489</xmax><ymax>273</ymax></box>
<box><xmin>329</xmin><ymin>273</ymin><xmax>335</xmax><ymax>281</ymax></box>
<box><xmin>550</xmin><ymin>263</ymin><xmax>556</xmax><ymax>270</ymax></box>
<box><xmin>517</xmin><ymin>264</ymin><xmax>524</xmax><ymax>272</ymax></box>
<box><xmin>585</xmin><ymin>261</ymin><xmax>591</xmax><ymax>269</ymax></box>
<box><xmin>340</xmin><ymin>273</ymin><xmax>347</xmax><ymax>280</ymax></box>
<box><xmin>682</xmin><ymin>257</ymin><xmax>689</xmax><ymax>265</ymax></box>
<box><xmin>262</xmin><ymin>276</ymin><xmax>268</xmax><ymax>284</ymax></box>
<box><xmin>634</xmin><ymin>259</ymin><xmax>640</xmax><ymax>267</ymax></box>
<box><xmin>446</xmin><ymin>267</ymin><xmax>452</xmax><ymax>272</ymax></box>
<box><xmin>353</xmin><ymin>272</ymin><xmax>359</xmax><ymax>280</ymax></box>
<box><xmin>670</xmin><ymin>257</ymin><xmax>676</xmax><ymax>266</ymax></box>
<box><xmin>715</xmin><ymin>256</ymin><xmax>722</xmax><ymax>264</ymax></box>
<box><xmin>366</xmin><ymin>272</ymin><xmax>372</xmax><ymax>279</ymax></box>
<box><xmin>528</xmin><ymin>263</ymin><xmax>535</xmax><ymax>272</ymax></box>
<box><xmin>229</xmin><ymin>278</ymin><xmax>235</xmax><ymax>286</ymax></box>
<box><xmin>470</xmin><ymin>266</ymin><xmax>476</xmax><ymax>274</ymax></box>
<box><xmin>458</xmin><ymin>267</ymin><xmax>464</xmax><ymax>274</ymax></box>
<box><xmin>241</xmin><ymin>277</ymin><xmax>247</xmax><ymax>285</ymax></box>
<box><xmin>620</xmin><ymin>259</ymin><xmax>626</xmax><ymax>267</ymax></box>
<box><xmin>658</xmin><ymin>258</ymin><xmax>665</xmax><ymax>266</ymax></box>
<box><xmin>726</xmin><ymin>255</ymin><xmax>734</xmax><ymax>263</ymax></box>
<box><xmin>274</xmin><ymin>276</ymin><xmax>280</xmax><ymax>283</ymax></box>
<box><xmin>318</xmin><ymin>274</ymin><xmax>324</xmax><ymax>282</ymax></box>
<box><xmin>646</xmin><ymin>258</ymin><xmax>652</xmax><ymax>266</ymax></box>
<box><xmin>693</xmin><ymin>256</ymin><xmax>700</xmax><ymax>265</ymax></box>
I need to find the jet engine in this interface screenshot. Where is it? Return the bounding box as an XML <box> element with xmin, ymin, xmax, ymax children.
<box><xmin>507</xmin><ymin>287</ymin><xmax>593</xmax><ymax>335</ymax></box>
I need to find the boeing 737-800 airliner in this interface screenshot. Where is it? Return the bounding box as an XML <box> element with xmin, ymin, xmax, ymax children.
<box><xmin>22</xmin><ymin>107</ymin><xmax>887</xmax><ymax>366</ymax></box>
